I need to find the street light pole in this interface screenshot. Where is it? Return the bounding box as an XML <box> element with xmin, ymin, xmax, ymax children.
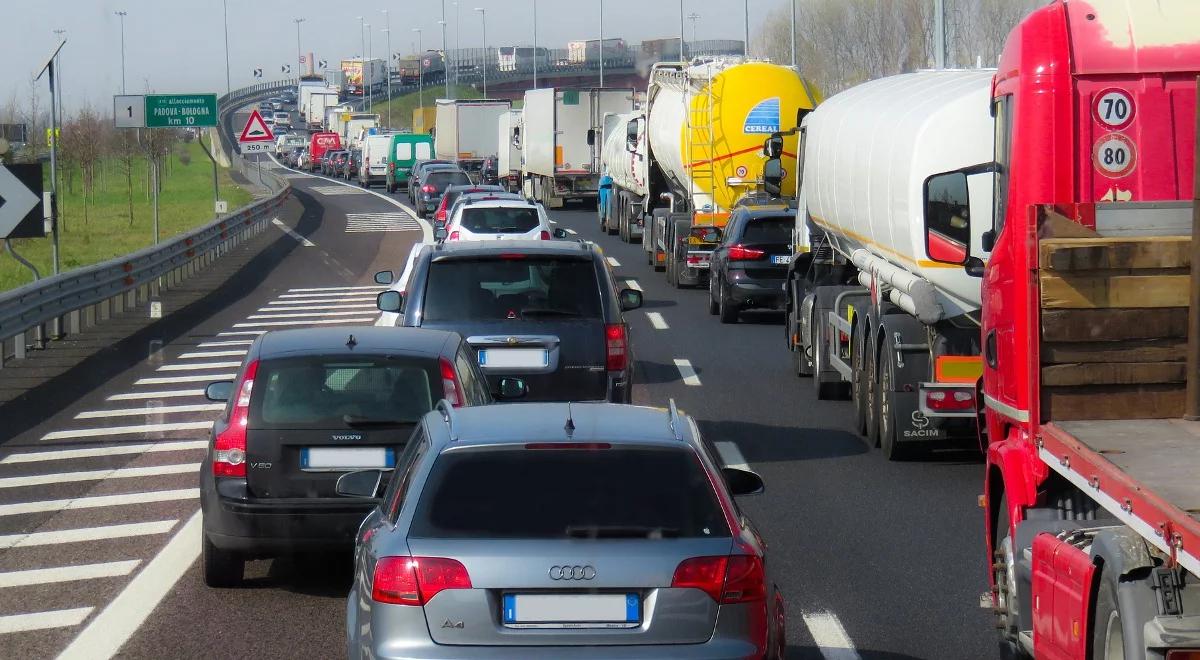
<box><xmin>678</xmin><ymin>0</ymin><xmax>685</xmax><ymax>61</ymax></box>
<box><xmin>453</xmin><ymin>2</ymin><xmax>460</xmax><ymax>89</ymax></box>
<box><xmin>381</xmin><ymin>11</ymin><xmax>392</xmax><ymax>127</ymax></box>
<box><xmin>53</xmin><ymin>29</ymin><xmax>66</xmax><ymax>106</ymax></box>
<box><xmin>115</xmin><ymin>11</ymin><xmax>127</xmax><ymax>94</ymax></box>
<box><xmin>293</xmin><ymin>18</ymin><xmax>305</xmax><ymax>76</ymax></box>
<box><xmin>599</xmin><ymin>0</ymin><xmax>605</xmax><ymax>88</ymax></box>
<box><xmin>368</xmin><ymin>24</ymin><xmax>374</xmax><ymax>107</ymax></box>
<box><xmin>687</xmin><ymin>13</ymin><xmax>699</xmax><ymax>49</ymax></box>
<box><xmin>790</xmin><ymin>0</ymin><xmax>797</xmax><ymax>68</ymax></box>
<box><xmin>222</xmin><ymin>0</ymin><xmax>231</xmax><ymax>95</ymax></box>
<box><xmin>413</xmin><ymin>28</ymin><xmax>424</xmax><ymax>111</ymax></box>
<box><xmin>532</xmin><ymin>0</ymin><xmax>539</xmax><ymax>89</ymax></box>
<box><xmin>474</xmin><ymin>8</ymin><xmax>487</xmax><ymax>97</ymax></box>
<box><xmin>358</xmin><ymin>17</ymin><xmax>367</xmax><ymax>108</ymax></box>
<box><xmin>441</xmin><ymin>0</ymin><xmax>450</xmax><ymax>99</ymax></box>
<box><xmin>744</xmin><ymin>0</ymin><xmax>750</xmax><ymax>58</ymax></box>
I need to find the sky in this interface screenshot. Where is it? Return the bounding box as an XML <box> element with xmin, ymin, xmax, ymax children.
<box><xmin>3</xmin><ymin>0</ymin><xmax>782</xmax><ymax>116</ymax></box>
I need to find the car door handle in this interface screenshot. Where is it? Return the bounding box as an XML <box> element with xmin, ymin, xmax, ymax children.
<box><xmin>984</xmin><ymin>330</ymin><xmax>998</xmax><ymax>369</ymax></box>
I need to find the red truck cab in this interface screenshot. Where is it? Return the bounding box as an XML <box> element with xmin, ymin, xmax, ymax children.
<box><xmin>942</xmin><ymin>2</ymin><xmax>1200</xmax><ymax>658</ymax></box>
<box><xmin>308</xmin><ymin>132</ymin><xmax>342</xmax><ymax>172</ymax></box>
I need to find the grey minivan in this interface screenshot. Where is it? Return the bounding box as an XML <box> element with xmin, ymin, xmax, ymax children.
<box><xmin>337</xmin><ymin>401</ymin><xmax>783</xmax><ymax>659</ymax></box>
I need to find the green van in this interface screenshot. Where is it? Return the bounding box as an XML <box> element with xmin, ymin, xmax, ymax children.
<box><xmin>386</xmin><ymin>133</ymin><xmax>435</xmax><ymax>193</ymax></box>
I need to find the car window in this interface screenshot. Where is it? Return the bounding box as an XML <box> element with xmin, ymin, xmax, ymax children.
<box><xmin>396</xmin><ymin>143</ymin><xmax>412</xmax><ymax>160</ymax></box>
<box><xmin>454</xmin><ymin>348</ymin><xmax>491</xmax><ymax>404</ymax></box>
<box><xmin>458</xmin><ymin>207</ymin><xmax>540</xmax><ymax>234</ymax></box>
<box><xmin>381</xmin><ymin>424</ymin><xmax>429</xmax><ymax>522</ymax></box>
<box><xmin>416</xmin><ymin>143</ymin><xmax>433</xmax><ymax>159</ymax></box>
<box><xmin>423</xmin><ymin>257</ymin><xmax>602</xmax><ymax>322</ymax></box>
<box><xmin>427</xmin><ymin>171</ymin><xmax>472</xmax><ymax>188</ymax></box>
<box><xmin>250</xmin><ymin>357</ymin><xmax>437</xmax><ymax>427</ymax></box>
<box><xmin>741</xmin><ymin>216</ymin><xmax>793</xmax><ymax>243</ymax></box>
<box><xmin>409</xmin><ymin>446</ymin><xmax>731</xmax><ymax>539</ymax></box>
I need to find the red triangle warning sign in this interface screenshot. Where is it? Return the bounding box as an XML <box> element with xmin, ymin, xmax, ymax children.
<box><xmin>239</xmin><ymin>110</ymin><xmax>275</xmax><ymax>143</ymax></box>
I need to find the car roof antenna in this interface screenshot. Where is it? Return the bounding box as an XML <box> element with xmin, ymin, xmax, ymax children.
<box><xmin>564</xmin><ymin>402</ymin><xmax>576</xmax><ymax>438</ymax></box>
<box><xmin>346</xmin><ymin>334</ymin><xmax>357</xmax><ymax>349</ymax></box>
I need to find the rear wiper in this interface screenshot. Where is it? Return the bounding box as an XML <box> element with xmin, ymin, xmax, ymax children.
<box><xmin>342</xmin><ymin>415</ymin><xmax>413</xmax><ymax>427</ymax></box>
<box><xmin>565</xmin><ymin>525</ymin><xmax>681</xmax><ymax>539</ymax></box>
<box><xmin>520</xmin><ymin>309</ymin><xmax>583</xmax><ymax>318</ymax></box>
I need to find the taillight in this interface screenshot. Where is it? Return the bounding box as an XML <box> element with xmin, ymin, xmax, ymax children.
<box><xmin>605</xmin><ymin>324</ymin><xmax>627</xmax><ymax>371</ymax></box>
<box><xmin>671</xmin><ymin>555</ymin><xmax>765</xmax><ymax>604</ymax></box>
<box><xmin>213</xmin><ymin>359</ymin><xmax>258</xmax><ymax>478</ymax></box>
<box><xmin>389</xmin><ymin>162</ymin><xmax>395</xmax><ymax>172</ymax></box>
<box><xmin>436</xmin><ymin>209</ymin><xmax>447</xmax><ymax>222</ymax></box>
<box><xmin>728</xmin><ymin>245</ymin><xmax>766</xmax><ymax>261</ymax></box>
<box><xmin>422</xmin><ymin>184</ymin><xmax>436</xmax><ymax>194</ymax></box>
<box><xmin>448</xmin><ymin>231</ymin><xmax>461</xmax><ymax>241</ymax></box>
<box><xmin>372</xmin><ymin>556</ymin><xmax>472</xmax><ymax>606</ymax></box>
<box><xmin>926</xmin><ymin>389</ymin><xmax>975</xmax><ymax>411</ymax></box>
<box><xmin>539</xmin><ymin>230</ymin><xmax>550</xmax><ymax>240</ymax></box>
<box><xmin>440</xmin><ymin>358</ymin><xmax>463</xmax><ymax>407</ymax></box>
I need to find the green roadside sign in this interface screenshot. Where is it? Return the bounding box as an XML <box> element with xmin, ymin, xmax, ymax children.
<box><xmin>144</xmin><ymin>94</ymin><xmax>218</xmax><ymax>128</ymax></box>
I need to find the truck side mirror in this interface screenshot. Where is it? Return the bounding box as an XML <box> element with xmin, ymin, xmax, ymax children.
<box><xmin>586</xmin><ymin>129</ymin><xmax>596</xmax><ymax>146</ymax></box>
<box><xmin>763</xmin><ymin>159</ymin><xmax>784</xmax><ymax>197</ymax></box>
<box><xmin>625</xmin><ymin>121</ymin><xmax>638</xmax><ymax>152</ymax></box>
<box><xmin>923</xmin><ymin>171</ymin><xmax>971</xmax><ymax>266</ymax></box>
<box><xmin>763</xmin><ymin>135</ymin><xmax>784</xmax><ymax>159</ymax></box>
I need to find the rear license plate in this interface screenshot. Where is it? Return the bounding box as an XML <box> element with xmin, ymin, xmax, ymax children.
<box><xmin>772</xmin><ymin>255</ymin><xmax>790</xmax><ymax>265</ymax></box>
<box><xmin>478</xmin><ymin>348</ymin><xmax>548</xmax><ymax>368</ymax></box>
<box><xmin>502</xmin><ymin>593</ymin><xmax>640</xmax><ymax>629</ymax></box>
<box><xmin>301</xmin><ymin>447</ymin><xmax>395</xmax><ymax>471</ymax></box>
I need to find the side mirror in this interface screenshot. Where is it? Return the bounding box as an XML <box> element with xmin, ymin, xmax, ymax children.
<box><xmin>205</xmin><ymin>381</ymin><xmax>234</xmax><ymax>402</ymax></box>
<box><xmin>763</xmin><ymin>135</ymin><xmax>784</xmax><ymax>159</ymax></box>
<box><xmin>374</xmin><ymin>270</ymin><xmax>394</xmax><ymax>285</ymax></box>
<box><xmin>586</xmin><ymin>129</ymin><xmax>596</xmax><ymax>146</ymax></box>
<box><xmin>763</xmin><ymin>158</ymin><xmax>784</xmax><ymax>197</ymax></box>
<box><xmin>618</xmin><ymin>289</ymin><xmax>643</xmax><ymax>311</ymax></box>
<box><xmin>923</xmin><ymin>171</ymin><xmax>971</xmax><ymax>266</ymax></box>
<box><xmin>552</xmin><ymin>227</ymin><xmax>568</xmax><ymax>239</ymax></box>
<box><xmin>495</xmin><ymin>377</ymin><xmax>529</xmax><ymax>401</ymax></box>
<box><xmin>377</xmin><ymin>290</ymin><xmax>405</xmax><ymax>313</ymax></box>
<box><xmin>435</xmin><ymin>228</ymin><xmax>448</xmax><ymax>242</ymax></box>
<box><xmin>625</xmin><ymin>120</ymin><xmax>639</xmax><ymax>152</ymax></box>
<box><xmin>335</xmin><ymin>469</ymin><xmax>385</xmax><ymax>498</ymax></box>
<box><xmin>722</xmin><ymin>466</ymin><xmax>765</xmax><ymax>496</ymax></box>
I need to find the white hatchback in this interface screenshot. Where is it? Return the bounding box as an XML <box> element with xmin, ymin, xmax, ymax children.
<box><xmin>442</xmin><ymin>198</ymin><xmax>556</xmax><ymax>242</ymax></box>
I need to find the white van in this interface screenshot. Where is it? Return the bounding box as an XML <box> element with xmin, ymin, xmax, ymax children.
<box><xmin>358</xmin><ymin>133</ymin><xmax>394</xmax><ymax>188</ymax></box>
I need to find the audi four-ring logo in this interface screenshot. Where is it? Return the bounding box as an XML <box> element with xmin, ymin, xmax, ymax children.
<box><xmin>548</xmin><ymin>565</ymin><xmax>596</xmax><ymax>580</ymax></box>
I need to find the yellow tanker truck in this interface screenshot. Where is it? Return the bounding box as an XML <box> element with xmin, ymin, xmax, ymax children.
<box><xmin>602</xmin><ymin>59</ymin><xmax>819</xmax><ymax>287</ymax></box>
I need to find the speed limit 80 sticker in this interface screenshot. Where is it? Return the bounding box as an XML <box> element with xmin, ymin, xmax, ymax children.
<box><xmin>1092</xmin><ymin>133</ymin><xmax>1137</xmax><ymax>179</ymax></box>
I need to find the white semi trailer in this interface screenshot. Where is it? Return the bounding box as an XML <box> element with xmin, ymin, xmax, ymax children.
<box><xmin>496</xmin><ymin>109</ymin><xmax>523</xmax><ymax>192</ymax></box>
<box><xmin>783</xmin><ymin>69</ymin><xmax>996</xmax><ymax>459</ymax></box>
<box><xmin>434</xmin><ymin>99</ymin><xmax>512</xmax><ymax>174</ymax></box>
<box><xmin>520</xmin><ymin>88</ymin><xmax>635</xmax><ymax>208</ymax></box>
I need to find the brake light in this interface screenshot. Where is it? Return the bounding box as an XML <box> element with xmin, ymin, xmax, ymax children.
<box><xmin>448</xmin><ymin>231</ymin><xmax>461</xmax><ymax>241</ymax></box>
<box><xmin>671</xmin><ymin>555</ymin><xmax>765</xmax><ymax>604</ymax></box>
<box><xmin>389</xmin><ymin>162</ymin><xmax>395</xmax><ymax>172</ymax></box>
<box><xmin>728</xmin><ymin>245</ymin><xmax>766</xmax><ymax>261</ymax></box>
<box><xmin>605</xmin><ymin>324</ymin><xmax>627</xmax><ymax>371</ymax></box>
<box><xmin>422</xmin><ymin>184</ymin><xmax>436</xmax><ymax>194</ymax></box>
<box><xmin>213</xmin><ymin>359</ymin><xmax>258</xmax><ymax>478</ymax></box>
<box><xmin>372</xmin><ymin>556</ymin><xmax>472</xmax><ymax>606</ymax></box>
<box><xmin>539</xmin><ymin>230</ymin><xmax>551</xmax><ymax>240</ymax></box>
<box><xmin>925</xmin><ymin>388</ymin><xmax>975</xmax><ymax>411</ymax></box>
<box><xmin>440</xmin><ymin>358</ymin><xmax>463</xmax><ymax>407</ymax></box>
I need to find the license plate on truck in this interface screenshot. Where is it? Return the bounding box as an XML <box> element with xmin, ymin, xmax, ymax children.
<box><xmin>300</xmin><ymin>447</ymin><xmax>395</xmax><ymax>471</ymax></box>
<box><xmin>502</xmin><ymin>593</ymin><xmax>640</xmax><ymax>629</ymax></box>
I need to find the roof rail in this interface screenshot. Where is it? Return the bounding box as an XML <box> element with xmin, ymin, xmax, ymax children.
<box><xmin>667</xmin><ymin>399</ymin><xmax>683</xmax><ymax>441</ymax></box>
<box><xmin>434</xmin><ymin>399</ymin><xmax>459</xmax><ymax>441</ymax></box>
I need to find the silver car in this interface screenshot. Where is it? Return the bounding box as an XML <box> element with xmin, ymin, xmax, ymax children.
<box><xmin>337</xmin><ymin>401</ymin><xmax>783</xmax><ymax>659</ymax></box>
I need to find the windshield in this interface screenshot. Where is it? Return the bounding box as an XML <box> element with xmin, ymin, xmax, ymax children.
<box><xmin>250</xmin><ymin>357</ymin><xmax>435</xmax><ymax>427</ymax></box>
<box><xmin>409</xmin><ymin>447</ymin><xmax>730</xmax><ymax>539</ymax></box>
<box><xmin>459</xmin><ymin>207</ymin><xmax>540</xmax><ymax>234</ymax></box>
<box><xmin>423</xmin><ymin>257</ymin><xmax>602</xmax><ymax>322</ymax></box>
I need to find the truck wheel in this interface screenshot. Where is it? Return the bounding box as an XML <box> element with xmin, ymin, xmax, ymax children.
<box><xmin>1092</xmin><ymin>577</ymin><xmax>1126</xmax><ymax>660</ymax></box>
<box><xmin>878</xmin><ymin>346</ymin><xmax>908</xmax><ymax>460</ymax></box>
<box><xmin>993</xmin><ymin>501</ymin><xmax>1027</xmax><ymax>659</ymax></box>
<box><xmin>671</xmin><ymin>219</ymin><xmax>691</xmax><ymax>289</ymax></box>
<box><xmin>718</xmin><ymin>280</ymin><xmax>738</xmax><ymax>324</ymax></box>
<box><xmin>203</xmin><ymin>534</ymin><xmax>244</xmax><ymax>588</ymax></box>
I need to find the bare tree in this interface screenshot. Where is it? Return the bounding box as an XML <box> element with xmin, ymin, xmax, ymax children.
<box><xmin>59</xmin><ymin>106</ymin><xmax>106</xmax><ymax>225</ymax></box>
<box><xmin>111</xmin><ymin>129</ymin><xmax>139</xmax><ymax>226</ymax></box>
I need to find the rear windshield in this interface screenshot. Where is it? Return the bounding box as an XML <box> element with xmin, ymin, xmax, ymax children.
<box><xmin>250</xmin><ymin>357</ymin><xmax>436</xmax><ymax>427</ymax></box>
<box><xmin>427</xmin><ymin>171</ymin><xmax>471</xmax><ymax>188</ymax></box>
<box><xmin>423</xmin><ymin>257</ymin><xmax>602</xmax><ymax>322</ymax></box>
<box><xmin>409</xmin><ymin>447</ymin><xmax>731</xmax><ymax>539</ymax></box>
<box><xmin>740</xmin><ymin>216</ymin><xmax>793</xmax><ymax>243</ymax></box>
<box><xmin>459</xmin><ymin>207</ymin><xmax>540</xmax><ymax>234</ymax></box>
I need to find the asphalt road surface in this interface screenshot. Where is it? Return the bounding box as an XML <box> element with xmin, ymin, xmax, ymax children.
<box><xmin>0</xmin><ymin>149</ymin><xmax>995</xmax><ymax>658</ymax></box>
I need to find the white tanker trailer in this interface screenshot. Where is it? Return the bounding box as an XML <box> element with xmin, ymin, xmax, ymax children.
<box><xmin>782</xmin><ymin>69</ymin><xmax>996</xmax><ymax>459</ymax></box>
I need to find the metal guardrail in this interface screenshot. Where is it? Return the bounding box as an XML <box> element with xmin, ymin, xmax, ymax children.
<box><xmin>0</xmin><ymin>80</ymin><xmax>298</xmax><ymax>367</ymax></box>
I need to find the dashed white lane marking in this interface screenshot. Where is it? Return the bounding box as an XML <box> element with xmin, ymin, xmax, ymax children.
<box><xmin>257</xmin><ymin>303</ymin><xmax>376</xmax><ymax>312</ymax></box>
<box><xmin>196</xmin><ymin>339</ymin><xmax>254</xmax><ymax>348</ymax></box>
<box><xmin>75</xmin><ymin>404</ymin><xmax>225</xmax><ymax>419</ymax></box>
<box><xmin>156</xmin><ymin>361</ymin><xmax>242</xmax><ymax>372</ymax></box>
<box><xmin>0</xmin><ymin>520</ymin><xmax>177</xmax><ymax>549</ymax></box>
<box><xmin>246</xmin><ymin>310</ymin><xmax>375</xmax><ymax>320</ymax></box>
<box><xmin>135</xmin><ymin>374</ymin><xmax>235</xmax><ymax>385</ymax></box>
<box><xmin>0</xmin><ymin>463</ymin><xmax>200</xmax><ymax>489</ymax></box>
<box><xmin>57</xmin><ymin>512</ymin><xmax>201</xmax><ymax>660</ymax></box>
<box><xmin>0</xmin><ymin>488</ymin><xmax>198</xmax><ymax>517</ymax></box>
<box><xmin>178</xmin><ymin>350</ymin><xmax>247</xmax><ymax>359</ymax></box>
<box><xmin>802</xmin><ymin>611</ymin><xmax>861</xmax><ymax>660</ymax></box>
<box><xmin>271</xmin><ymin>217</ymin><xmax>316</xmax><ymax>247</ymax></box>
<box><xmin>287</xmin><ymin>285</ymin><xmax>382</xmax><ymax>293</ymax></box>
<box><xmin>1</xmin><ymin>441</ymin><xmax>207</xmax><ymax>464</ymax></box>
<box><xmin>673</xmin><ymin>358</ymin><xmax>702</xmax><ymax>386</ymax></box>
<box><xmin>232</xmin><ymin>318</ymin><xmax>375</xmax><ymax>328</ymax></box>
<box><xmin>108</xmin><ymin>390</ymin><xmax>205</xmax><ymax>401</ymax></box>
<box><xmin>646</xmin><ymin>312</ymin><xmax>669</xmax><ymax>330</ymax></box>
<box><xmin>607</xmin><ymin>257</ymin><xmax>621</xmax><ymax>267</ymax></box>
<box><xmin>625</xmin><ymin>279</ymin><xmax>642</xmax><ymax>292</ymax></box>
<box><xmin>40</xmin><ymin>421</ymin><xmax>213</xmax><ymax>441</ymax></box>
<box><xmin>564</xmin><ymin>228</ymin><xmax>578</xmax><ymax>235</ymax></box>
<box><xmin>0</xmin><ymin>560</ymin><xmax>141</xmax><ymax>588</ymax></box>
<box><xmin>0</xmin><ymin>607</ymin><xmax>93</xmax><ymax>634</ymax></box>
<box><xmin>714</xmin><ymin>441</ymin><xmax>751</xmax><ymax>471</ymax></box>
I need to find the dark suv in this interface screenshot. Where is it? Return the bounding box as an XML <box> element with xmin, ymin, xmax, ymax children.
<box><xmin>199</xmin><ymin>326</ymin><xmax>523</xmax><ymax>587</ymax></box>
<box><xmin>707</xmin><ymin>204</ymin><xmax>794</xmax><ymax>323</ymax></box>
<box><xmin>375</xmin><ymin>241</ymin><xmax>643</xmax><ymax>403</ymax></box>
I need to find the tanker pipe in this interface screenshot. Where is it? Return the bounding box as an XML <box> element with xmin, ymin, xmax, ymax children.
<box><xmin>850</xmin><ymin>249</ymin><xmax>943</xmax><ymax>324</ymax></box>
<box><xmin>660</xmin><ymin>192</ymin><xmax>677</xmax><ymax>213</ymax></box>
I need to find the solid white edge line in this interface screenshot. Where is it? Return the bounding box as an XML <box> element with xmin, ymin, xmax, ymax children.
<box><xmin>0</xmin><ymin>489</ymin><xmax>199</xmax><ymax>517</ymax></box>
<box><xmin>646</xmin><ymin>312</ymin><xmax>669</xmax><ymax>330</ymax></box>
<box><xmin>270</xmin><ymin>217</ymin><xmax>316</xmax><ymax>247</ymax></box>
<box><xmin>673</xmin><ymin>358</ymin><xmax>702</xmax><ymax>386</ymax></box>
<box><xmin>0</xmin><ymin>520</ymin><xmax>177</xmax><ymax>549</ymax></box>
<box><xmin>0</xmin><ymin>607</ymin><xmax>94</xmax><ymax>634</ymax></box>
<box><xmin>802</xmin><ymin>611</ymin><xmax>861</xmax><ymax>660</ymax></box>
<box><xmin>56</xmin><ymin>512</ymin><xmax>201</xmax><ymax>660</ymax></box>
<box><xmin>0</xmin><ymin>560</ymin><xmax>142</xmax><ymax>588</ymax></box>
<box><xmin>1</xmin><ymin>441</ymin><xmax>207</xmax><ymax>464</ymax></box>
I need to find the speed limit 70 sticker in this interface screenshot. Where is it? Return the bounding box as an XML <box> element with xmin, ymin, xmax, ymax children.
<box><xmin>1092</xmin><ymin>88</ymin><xmax>1135</xmax><ymax>130</ymax></box>
<box><xmin>1092</xmin><ymin>133</ymin><xmax>1137</xmax><ymax>179</ymax></box>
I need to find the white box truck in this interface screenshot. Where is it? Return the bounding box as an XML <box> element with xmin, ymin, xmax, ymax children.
<box><xmin>521</xmin><ymin>88</ymin><xmax>634</xmax><ymax>208</ymax></box>
<box><xmin>496</xmin><ymin>109</ymin><xmax>523</xmax><ymax>192</ymax></box>
<box><xmin>305</xmin><ymin>91</ymin><xmax>339</xmax><ymax>131</ymax></box>
<box><xmin>343</xmin><ymin>113</ymin><xmax>380</xmax><ymax>150</ymax></box>
<box><xmin>434</xmin><ymin>99</ymin><xmax>512</xmax><ymax>173</ymax></box>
